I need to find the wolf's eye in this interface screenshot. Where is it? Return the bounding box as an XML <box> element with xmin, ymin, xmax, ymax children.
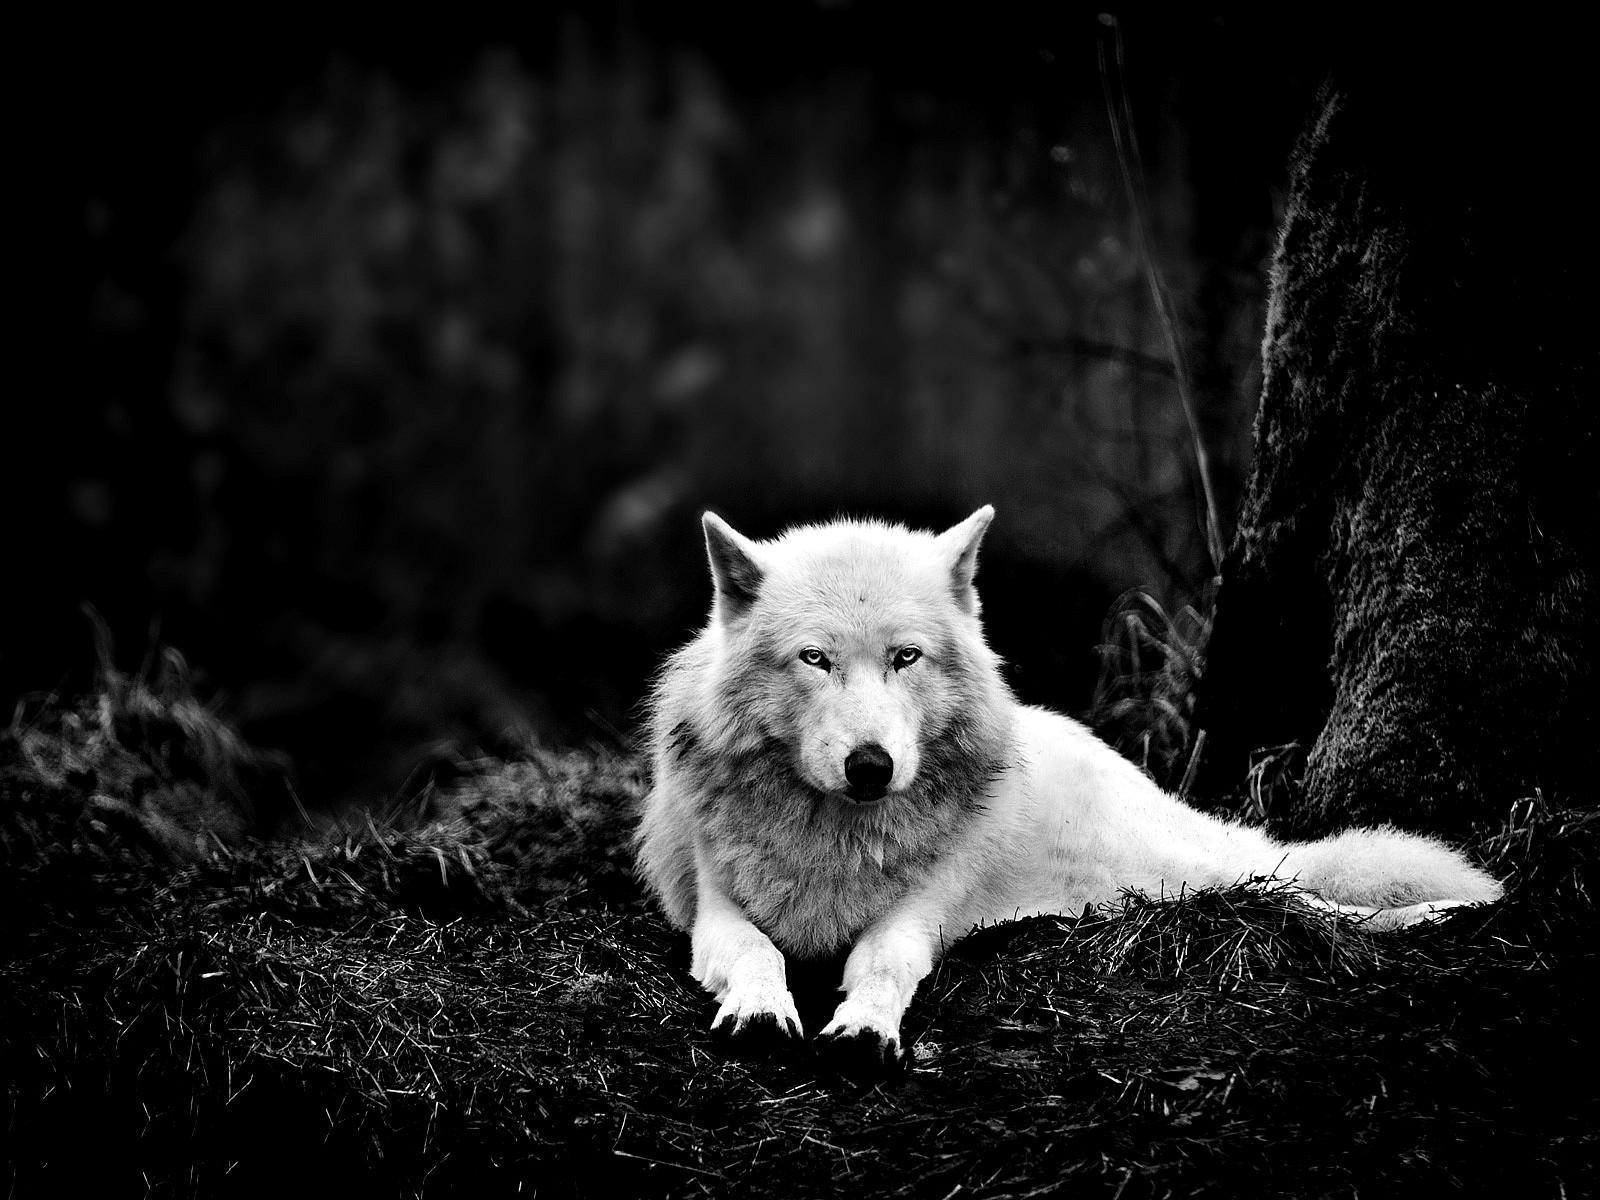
<box><xmin>893</xmin><ymin>646</ymin><xmax>923</xmax><ymax>670</ymax></box>
<box><xmin>799</xmin><ymin>647</ymin><xmax>830</xmax><ymax>670</ymax></box>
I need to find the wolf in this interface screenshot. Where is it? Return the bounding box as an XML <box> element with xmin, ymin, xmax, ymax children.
<box><xmin>635</xmin><ymin>507</ymin><xmax>1502</xmax><ymax>1069</ymax></box>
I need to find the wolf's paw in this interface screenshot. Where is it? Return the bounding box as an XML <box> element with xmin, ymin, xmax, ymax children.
<box><xmin>709</xmin><ymin>983</ymin><xmax>803</xmax><ymax>1051</ymax></box>
<box><xmin>817</xmin><ymin>1007</ymin><xmax>909</xmax><ymax>1078</ymax></box>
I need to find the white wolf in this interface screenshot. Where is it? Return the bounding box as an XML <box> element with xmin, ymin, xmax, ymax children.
<box><xmin>635</xmin><ymin>507</ymin><xmax>1502</xmax><ymax>1068</ymax></box>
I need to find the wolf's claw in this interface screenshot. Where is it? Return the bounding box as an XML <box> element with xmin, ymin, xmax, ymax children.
<box><xmin>709</xmin><ymin>989</ymin><xmax>804</xmax><ymax>1058</ymax></box>
<box><xmin>711</xmin><ymin>1008</ymin><xmax>803</xmax><ymax>1045</ymax></box>
<box><xmin>817</xmin><ymin>1026</ymin><xmax>909</xmax><ymax>1078</ymax></box>
<box><xmin>819</xmin><ymin>996</ymin><xmax>910</xmax><ymax>1077</ymax></box>
<box><xmin>706</xmin><ymin>975</ymin><xmax>804</xmax><ymax>1049</ymax></box>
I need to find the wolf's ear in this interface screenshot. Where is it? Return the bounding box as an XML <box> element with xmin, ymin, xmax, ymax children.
<box><xmin>702</xmin><ymin>512</ymin><xmax>765</xmax><ymax>621</ymax></box>
<box><xmin>935</xmin><ymin>505</ymin><xmax>994</xmax><ymax>615</ymax></box>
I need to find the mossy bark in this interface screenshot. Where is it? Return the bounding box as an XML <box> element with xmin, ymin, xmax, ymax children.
<box><xmin>1194</xmin><ymin>39</ymin><xmax>1599</xmax><ymax>837</ymax></box>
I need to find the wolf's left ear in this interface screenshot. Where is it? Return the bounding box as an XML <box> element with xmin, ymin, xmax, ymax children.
<box><xmin>702</xmin><ymin>511</ymin><xmax>766</xmax><ymax>622</ymax></box>
<box><xmin>935</xmin><ymin>505</ymin><xmax>994</xmax><ymax>615</ymax></box>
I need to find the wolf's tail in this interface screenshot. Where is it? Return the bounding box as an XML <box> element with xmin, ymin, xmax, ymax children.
<box><xmin>1275</xmin><ymin>826</ymin><xmax>1502</xmax><ymax>908</ymax></box>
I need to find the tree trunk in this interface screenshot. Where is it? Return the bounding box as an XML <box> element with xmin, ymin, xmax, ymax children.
<box><xmin>1193</xmin><ymin>31</ymin><xmax>1599</xmax><ymax>838</ymax></box>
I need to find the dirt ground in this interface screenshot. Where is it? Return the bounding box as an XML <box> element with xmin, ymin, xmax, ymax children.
<box><xmin>3</xmin><ymin>680</ymin><xmax>1595</xmax><ymax>1197</ymax></box>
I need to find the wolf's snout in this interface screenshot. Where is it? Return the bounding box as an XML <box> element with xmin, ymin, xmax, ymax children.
<box><xmin>844</xmin><ymin>744</ymin><xmax>894</xmax><ymax>801</ymax></box>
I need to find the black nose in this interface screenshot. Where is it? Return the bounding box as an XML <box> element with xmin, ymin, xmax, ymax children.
<box><xmin>844</xmin><ymin>744</ymin><xmax>894</xmax><ymax>800</ymax></box>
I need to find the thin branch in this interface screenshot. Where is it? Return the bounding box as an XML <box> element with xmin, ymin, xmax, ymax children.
<box><xmin>1098</xmin><ymin>14</ymin><xmax>1225</xmax><ymax>573</ymax></box>
<box><xmin>947</xmin><ymin>217</ymin><xmax>1177</xmax><ymax>380</ymax></box>
<box><xmin>1069</xmin><ymin>443</ymin><xmax>1203</xmax><ymax>590</ymax></box>
<box><xmin>1009</xmin><ymin>334</ymin><xmax>1176</xmax><ymax>379</ymax></box>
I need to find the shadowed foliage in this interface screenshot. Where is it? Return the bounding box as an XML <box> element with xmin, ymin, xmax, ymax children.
<box><xmin>25</xmin><ymin>11</ymin><xmax>1295</xmax><ymax>808</ymax></box>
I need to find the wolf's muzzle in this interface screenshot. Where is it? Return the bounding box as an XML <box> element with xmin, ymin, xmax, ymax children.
<box><xmin>844</xmin><ymin>744</ymin><xmax>894</xmax><ymax>802</ymax></box>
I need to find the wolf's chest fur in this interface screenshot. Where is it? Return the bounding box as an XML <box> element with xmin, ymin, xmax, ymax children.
<box><xmin>702</xmin><ymin>795</ymin><xmax>960</xmax><ymax>957</ymax></box>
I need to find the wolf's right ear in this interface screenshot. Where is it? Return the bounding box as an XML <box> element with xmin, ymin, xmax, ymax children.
<box><xmin>935</xmin><ymin>505</ymin><xmax>995</xmax><ymax>615</ymax></box>
<box><xmin>702</xmin><ymin>512</ymin><xmax>765</xmax><ymax>621</ymax></box>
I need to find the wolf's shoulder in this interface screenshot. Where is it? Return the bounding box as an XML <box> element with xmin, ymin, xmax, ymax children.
<box><xmin>1012</xmin><ymin>703</ymin><xmax>1100</xmax><ymax>745</ymax></box>
<box><xmin>1004</xmin><ymin>703</ymin><xmax>1151</xmax><ymax>786</ymax></box>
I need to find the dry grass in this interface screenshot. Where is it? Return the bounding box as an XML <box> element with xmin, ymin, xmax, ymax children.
<box><xmin>3</xmin><ymin>622</ymin><xmax>286</xmax><ymax>877</ymax></box>
<box><xmin>422</xmin><ymin>747</ymin><xmax>647</xmax><ymax>910</ymax></box>
<box><xmin>1088</xmin><ymin>587</ymin><xmax>1213</xmax><ymax>795</ymax></box>
<box><xmin>3</xmin><ymin>669</ymin><xmax>1596</xmax><ymax>1198</ymax></box>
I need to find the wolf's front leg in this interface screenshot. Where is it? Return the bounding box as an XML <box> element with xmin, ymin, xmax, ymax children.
<box><xmin>691</xmin><ymin>846</ymin><xmax>803</xmax><ymax>1045</ymax></box>
<box><xmin>818</xmin><ymin>908</ymin><xmax>941</xmax><ymax>1073</ymax></box>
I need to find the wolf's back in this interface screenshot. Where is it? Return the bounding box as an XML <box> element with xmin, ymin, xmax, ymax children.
<box><xmin>1276</xmin><ymin>827</ymin><xmax>1501</xmax><ymax>908</ymax></box>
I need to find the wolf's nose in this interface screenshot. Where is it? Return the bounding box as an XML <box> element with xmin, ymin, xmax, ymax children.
<box><xmin>844</xmin><ymin>744</ymin><xmax>894</xmax><ymax>800</ymax></box>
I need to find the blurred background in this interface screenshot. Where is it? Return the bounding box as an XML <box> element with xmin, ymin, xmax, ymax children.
<box><xmin>13</xmin><ymin>6</ymin><xmax>1317</xmax><ymax>809</ymax></box>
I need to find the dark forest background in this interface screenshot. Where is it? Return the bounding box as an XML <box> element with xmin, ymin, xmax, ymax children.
<box><xmin>13</xmin><ymin>6</ymin><xmax>1322</xmax><ymax>811</ymax></box>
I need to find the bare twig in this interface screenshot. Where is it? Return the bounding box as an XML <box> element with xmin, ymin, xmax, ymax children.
<box><xmin>1098</xmin><ymin>14</ymin><xmax>1225</xmax><ymax>572</ymax></box>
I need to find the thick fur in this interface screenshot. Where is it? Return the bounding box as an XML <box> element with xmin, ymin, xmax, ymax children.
<box><xmin>636</xmin><ymin>508</ymin><xmax>1502</xmax><ymax>1063</ymax></box>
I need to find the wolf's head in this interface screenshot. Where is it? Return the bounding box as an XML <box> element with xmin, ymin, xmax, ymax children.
<box><xmin>697</xmin><ymin>507</ymin><xmax>1007</xmax><ymax>806</ymax></box>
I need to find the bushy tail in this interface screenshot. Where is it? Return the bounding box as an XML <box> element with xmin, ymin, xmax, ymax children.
<box><xmin>1276</xmin><ymin>826</ymin><xmax>1502</xmax><ymax>908</ymax></box>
